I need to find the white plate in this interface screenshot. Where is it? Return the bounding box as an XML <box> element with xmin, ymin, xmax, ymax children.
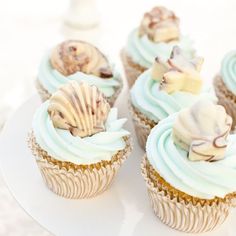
<box><xmin>0</xmin><ymin>93</ymin><xmax>236</xmax><ymax>236</ymax></box>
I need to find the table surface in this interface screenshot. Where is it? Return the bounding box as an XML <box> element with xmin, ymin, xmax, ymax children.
<box><xmin>0</xmin><ymin>0</ymin><xmax>236</xmax><ymax>235</ymax></box>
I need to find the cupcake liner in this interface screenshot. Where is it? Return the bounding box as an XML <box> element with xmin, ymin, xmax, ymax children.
<box><xmin>120</xmin><ymin>49</ymin><xmax>146</xmax><ymax>88</ymax></box>
<box><xmin>141</xmin><ymin>155</ymin><xmax>236</xmax><ymax>233</ymax></box>
<box><xmin>129</xmin><ymin>103</ymin><xmax>156</xmax><ymax>150</ymax></box>
<box><xmin>214</xmin><ymin>75</ymin><xmax>236</xmax><ymax>130</ymax></box>
<box><xmin>28</xmin><ymin>132</ymin><xmax>132</xmax><ymax>199</ymax></box>
<box><xmin>35</xmin><ymin>78</ymin><xmax>123</xmax><ymax>107</ymax></box>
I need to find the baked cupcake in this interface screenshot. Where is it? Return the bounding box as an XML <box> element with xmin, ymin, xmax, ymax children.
<box><xmin>142</xmin><ymin>100</ymin><xmax>236</xmax><ymax>233</ymax></box>
<box><xmin>36</xmin><ymin>40</ymin><xmax>122</xmax><ymax>106</ymax></box>
<box><xmin>214</xmin><ymin>50</ymin><xmax>236</xmax><ymax>130</ymax></box>
<box><xmin>121</xmin><ymin>6</ymin><xmax>195</xmax><ymax>87</ymax></box>
<box><xmin>130</xmin><ymin>46</ymin><xmax>215</xmax><ymax>149</ymax></box>
<box><xmin>29</xmin><ymin>81</ymin><xmax>131</xmax><ymax>199</ymax></box>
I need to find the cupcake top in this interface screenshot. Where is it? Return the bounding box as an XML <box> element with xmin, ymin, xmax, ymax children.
<box><xmin>220</xmin><ymin>50</ymin><xmax>236</xmax><ymax>96</ymax></box>
<box><xmin>125</xmin><ymin>6</ymin><xmax>195</xmax><ymax>68</ymax></box>
<box><xmin>146</xmin><ymin>100</ymin><xmax>236</xmax><ymax>199</ymax></box>
<box><xmin>32</xmin><ymin>81</ymin><xmax>129</xmax><ymax>165</ymax></box>
<box><xmin>131</xmin><ymin>46</ymin><xmax>216</xmax><ymax>122</ymax></box>
<box><xmin>38</xmin><ymin>40</ymin><xmax>121</xmax><ymax>98</ymax></box>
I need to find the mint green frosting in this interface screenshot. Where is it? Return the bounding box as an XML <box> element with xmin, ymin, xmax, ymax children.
<box><xmin>126</xmin><ymin>29</ymin><xmax>195</xmax><ymax>68</ymax></box>
<box><xmin>146</xmin><ymin>113</ymin><xmax>236</xmax><ymax>199</ymax></box>
<box><xmin>38</xmin><ymin>53</ymin><xmax>121</xmax><ymax>97</ymax></box>
<box><xmin>32</xmin><ymin>101</ymin><xmax>129</xmax><ymax>165</ymax></box>
<box><xmin>221</xmin><ymin>50</ymin><xmax>236</xmax><ymax>96</ymax></box>
<box><xmin>130</xmin><ymin>69</ymin><xmax>216</xmax><ymax>122</ymax></box>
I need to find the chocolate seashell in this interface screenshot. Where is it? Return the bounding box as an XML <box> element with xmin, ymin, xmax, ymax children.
<box><xmin>50</xmin><ymin>40</ymin><xmax>113</xmax><ymax>78</ymax></box>
<box><xmin>173</xmin><ymin>100</ymin><xmax>232</xmax><ymax>161</ymax></box>
<box><xmin>48</xmin><ymin>81</ymin><xmax>110</xmax><ymax>137</ymax></box>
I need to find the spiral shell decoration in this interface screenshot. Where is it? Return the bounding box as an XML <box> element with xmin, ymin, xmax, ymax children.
<box><xmin>50</xmin><ymin>40</ymin><xmax>113</xmax><ymax>78</ymax></box>
<box><xmin>221</xmin><ymin>50</ymin><xmax>236</xmax><ymax>90</ymax></box>
<box><xmin>139</xmin><ymin>6</ymin><xmax>180</xmax><ymax>43</ymax></box>
<box><xmin>151</xmin><ymin>46</ymin><xmax>204</xmax><ymax>94</ymax></box>
<box><xmin>173</xmin><ymin>100</ymin><xmax>232</xmax><ymax>162</ymax></box>
<box><xmin>48</xmin><ymin>81</ymin><xmax>110</xmax><ymax>137</ymax></box>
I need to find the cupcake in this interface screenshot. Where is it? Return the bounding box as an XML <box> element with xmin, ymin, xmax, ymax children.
<box><xmin>214</xmin><ymin>50</ymin><xmax>236</xmax><ymax>130</ymax></box>
<box><xmin>142</xmin><ymin>100</ymin><xmax>236</xmax><ymax>233</ymax></box>
<box><xmin>36</xmin><ymin>40</ymin><xmax>122</xmax><ymax>106</ymax></box>
<box><xmin>121</xmin><ymin>6</ymin><xmax>195</xmax><ymax>87</ymax></box>
<box><xmin>130</xmin><ymin>46</ymin><xmax>215</xmax><ymax>149</ymax></box>
<box><xmin>29</xmin><ymin>81</ymin><xmax>131</xmax><ymax>199</ymax></box>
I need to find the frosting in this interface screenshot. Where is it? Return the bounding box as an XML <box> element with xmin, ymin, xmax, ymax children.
<box><xmin>32</xmin><ymin>101</ymin><xmax>129</xmax><ymax>165</ymax></box>
<box><xmin>38</xmin><ymin>54</ymin><xmax>120</xmax><ymax>98</ymax></box>
<box><xmin>173</xmin><ymin>100</ymin><xmax>232</xmax><ymax>161</ymax></box>
<box><xmin>130</xmin><ymin>69</ymin><xmax>216</xmax><ymax>122</ymax></box>
<box><xmin>51</xmin><ymin>40</ymin><xmax>113</xmax><ymax>78</ymax></box>
<box><xmin>221</xmin><ymin>50</ymin><xmax>236</xmax><ymax>96</ymax></box>
<box><xmin>139</xmin><ymin>7</ymin><xmax>180</xmax><ymax>43</ymax></box>
<box><xmin>126</xmin><ymin>29</ymin><xmax>195</xmax><ymax>68</ymax></box>
<box><xmin>48</xmin><ymin>81</ymin><xmax>110</xmax><ymax>137</ymax></box>
<box><xmin>146</xmin><ymin>113</ymin><xmax>236</xmax><ymax>199</ymax></box>
<box><xmin>152</xmin><ymin>46</ymin><xmax>204</xmax><ymax>94</ymax></box>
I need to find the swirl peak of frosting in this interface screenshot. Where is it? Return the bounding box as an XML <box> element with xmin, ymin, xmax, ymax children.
<box><xmin>48</xmin><ymin>81</ymin><xmax>110</xmax><ymax>138</ymax></box>
<box><xmin>151</xmin><ymin>46</ymin><xmax>204</xmax><ymax>94</ymax></box>
<box><xmin>50</xmin><ymin>40</ymin><xmax>113</xmax><ymax>78</ymax></box>
<box><xmin>173</xmin><ymin>100</ymin><xmax>232</xmax><ymax>162</ymax></box>
<box><xmin>139</xmin><ymin>6</ymin><xmax>180</xmax><ymax>43</ymax></box>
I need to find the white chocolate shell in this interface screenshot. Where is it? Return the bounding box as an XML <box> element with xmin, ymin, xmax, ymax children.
<box><xmin>48</xmin><ymin>81</ymin><xmax>110</xmax><ymax>137</ymax></box>
<box><xmin>151</xmin><ymin>46</ymin><xmax>204</xmax><ymax>94</ymax></box>
<box><xmin>173</xmin><ymin>100</ymin><xmax>232</xmax><ymax>162</ymax></box>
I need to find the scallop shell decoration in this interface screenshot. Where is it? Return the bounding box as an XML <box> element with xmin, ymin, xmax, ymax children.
<box><xmin>173</xmin><ymin>100</ymin><xmax>232</xmax><ymax>162</ymax></box>
<box><xmin>48</xmin><ymin>81</ymin><xmax>110</xmax><ymax>137</ymax></box>
<box><xmin>50</xmin><ymin>40</ymin><xmax>113</xmax><ymax>78</ymax></box>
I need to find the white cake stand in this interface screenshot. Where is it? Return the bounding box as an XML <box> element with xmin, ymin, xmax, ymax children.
<box><xmin>0</xmin><ymin>93</ymin><xmax>235</xmax><ymax>236</ymax></box>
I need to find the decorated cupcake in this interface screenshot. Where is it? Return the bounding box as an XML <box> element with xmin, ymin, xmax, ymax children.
<box><xmin>29</xmin><ymin>81</ymin><xmax>131</xmax><ymax>199</ymax></box>
<box><xmin>121</xmin><ymin>6</ymin><xmax>195</xmax><ymax>87</ymax></box>
<box><xmin>142</xmin><ymin>100</ymin><xmax>236</xmax><ymax>233</ymax></box>
<box><xmin>130</xmin><ymin>46</ymin><xmax>215</xmax><ymax>149</ymax></box>
<box><xmin>36</xmin><ymin>40</ymin><xmax>122</xmax><ymax>106</ymax></box>
<box><xmin>214</xmin><ymin>50</ymin><xmax>236</xmax><ymax>130</ymax></box>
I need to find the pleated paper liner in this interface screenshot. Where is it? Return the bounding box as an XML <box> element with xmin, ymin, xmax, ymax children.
<box><xmin>141</xmin><ymin>155</ymin><xmax>236</xmax><ymax>233</ymax></box>
<box><xmin>28</xmin><ymin>132</ymin><xmax>132</xmax><ymax>199</ymax></box>
<box><xmin>35</xmin><ymin>77</ymin><xmax>123</xmax><ymax>107</ymax></box>
<box><xmin>129</xmin><ymin>103</ymin><xmax>156</xmax><ymax>150</ymax></box>
<box><xmin>214</xmin><ymin>75</ymin><xmax>236</xmax><ymax>130</ymax></box>
<box><xmin>120</xmin><ymin>49</ymin><xmax>146</xmax><ymax>88</ymax></box>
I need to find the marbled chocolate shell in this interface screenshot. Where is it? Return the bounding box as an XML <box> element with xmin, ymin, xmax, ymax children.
<box><xmin>173</xmin><ymin>100</ymin><xmax>232</xmax><ymax>162</ymax></box>
<box><xmin>48</xmin><ymin>81</ymin><xmax>110</xmax><ymax>137</ymax></box>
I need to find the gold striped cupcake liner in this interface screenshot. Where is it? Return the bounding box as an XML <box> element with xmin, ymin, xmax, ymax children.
<box><xmin>141</xmin><ymin>155</ymin><xmax>236</xmax><ymax>233</ymax></box>
<box><xmin>28</xmin><ymin>132</ymin><xmax>132</xmax><ymax>199</ymax></box>
<box><xmin>214</xmin><ymin>75</ymin><xmax>236</xmax><ymax>130</ymax></box>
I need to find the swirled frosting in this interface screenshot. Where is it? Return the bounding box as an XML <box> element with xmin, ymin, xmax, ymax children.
<box><xmin>221</xmin><ymin>50</ymin><xmax>236</xmax><ymax>95</ymax></box>
<box><xmin>146</xmin><ymin>113</ymin><xmax>236</xmax><ymax>199</ymax></box>
<box><xmin>38</xmin><ymin>49</ymin><xmax>120</xmax><ymax>97</ymax></box>
<box><xmin>32</xmin><ymin>101</ymin><xmax>129</xmax><ymax>165</ymax></box>
<box><xmin>126</xmin><ymin>29</ymin><xmax>195</xmax><ymax>69</ymax></box>
<box><xmin>130</xmin><ymin>69</ymin><xmax>216</xmax><ymax>122</ymax></box>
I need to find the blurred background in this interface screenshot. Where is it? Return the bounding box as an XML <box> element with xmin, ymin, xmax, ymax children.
<box><xmin>0</xmin><ymin>0</ymin><xmax>236</xmax><ymax>234</ymax></box>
